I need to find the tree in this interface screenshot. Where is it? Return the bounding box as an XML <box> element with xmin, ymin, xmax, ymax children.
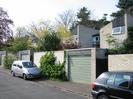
<box><xmin>98</xmin><ymin>14</ymin><xmax>110</xmax><ymax>28</ymax></box>
<box><xmin>28</xmin><ymin>21</ymin><xmax>52</xmax><ymax>51</ymax></box>
<box><xmin>106</xmin><ymin>34</ymin><xmax>120</xmax><ymax>49</ymax></box>
<box><xmin>117</xmin><ymin>0</ymin><xmax>133</xmax><ymax>10</ymax></box>
<box><xmin>7</xmin><ymin>37</ymin><xmax>31</xmax><ymax>53</ymax></box>
<box><xmin>122</xmin><ymin>26</ymin><xmax>133</xmax><ymax>53</ymax></box>
<box><xmin>76</xmin><ymin>7</ymin><xmax>109</xmax><ymax>29</ymax></box>
<box><xmin>29</xmin><ymin>21</ymin><xmax>50</xmax><ymax>41</ymax></box>
<box><xmin>110</xmin><ymin>10</ymin><xmax>125</xmax><ymax>19</ymax></box>
<box><xmin>77</xmin><ymin>7</ymin><xmax>91</xmax><ymax>25</ymax></box>
<box><xmin>43</xmin><ymin>33</ymin><xmax>61</xmax><ymax>51</ymax></box>
<box><xmin>15</xmin><ymin>26</ymin><xmax>30</xmax><ymax>38</ymax></box>
<box><xmin>0</xmin><ymin>7</ymin><xmax>13</xmax><ymax>48</ymax></box>
<box><xmin>56</xmin><ymin>10</ymin><xmax>76</xmax><ymax>29</ymax></box>
<box><xmin>56</xmin><ymin>25</ymin><xmax>71</xmax><ymax>41</ymax></box>
<box><xmin>108</xmin><ymin>26</ymin><xmax>133</xmax><ymax>54</ymax></box>
<box><xmin>110</xmin><ymin>0</ymin><xmax>133</xmax><ymax>19</ymax></box>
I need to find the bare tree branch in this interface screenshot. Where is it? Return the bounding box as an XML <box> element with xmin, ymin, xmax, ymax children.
<box><xmin>56</xmin><ymin>10</ymin><xmax>76</xmax><ymax>29</ymax></box>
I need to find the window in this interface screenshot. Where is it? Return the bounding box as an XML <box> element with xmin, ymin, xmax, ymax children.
<box><xmin>22</xmin><ymin>62</ymin><xmax>36</xmax><ymax>68</ymax></box>
<box><xmin>93</xmin><ymin>36</ymin><xmax>100</xmax><ymax>42</ymax></box>
<box><xmin>115</xmin><ymin>74</ymin><xmax>130</xmax><ymax>88</ymax></box>
<box><xmin>96</xmin><ymin>37</ymin><xmax>99</xmax><ymax>41</ymax></box>
<box><xmin>107</xmin><ymin>74</ymin><xmax>116</xmax><ymax>85</ymax></box>
<box><xmin>13</xmin><ymin>64</ymin><xmax>16</xmax><ymax>66</ymax></box>
<box><xmin>112</xmin><ymin>26</ymin><xmax>125</xmax><ymax>35</ymax></box>
<box><xmin>96</xmin><ymin>73</ymin><xmax>109</xmax><ymax>84</ymax></box>
<box><xmin>72</xmin><ymin>35</ymin><xmax>78</xmax><ymax>41</ymax></box>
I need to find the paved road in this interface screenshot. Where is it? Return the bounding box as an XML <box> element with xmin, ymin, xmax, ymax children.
<box><xmin>0</xmin><ymin>70</ymin><xmax>89</xmax><ymax>99</ymax></box>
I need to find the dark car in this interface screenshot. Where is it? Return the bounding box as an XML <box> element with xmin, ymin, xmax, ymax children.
<box><xmin>91</xmin><ymin>72</ymin><xmax>133</xmax><ymax>99</ymax></box>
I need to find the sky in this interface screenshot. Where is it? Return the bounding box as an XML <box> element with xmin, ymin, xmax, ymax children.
<box><xmin>0</xmin><ymin>0</ymin><xmax>119</xmax><ymax>27</ymax></box>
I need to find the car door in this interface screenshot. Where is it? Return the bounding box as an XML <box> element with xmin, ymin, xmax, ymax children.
<box><xmin>130</xmin><ymin>75</ymin><xmax>133</xmax><ymax>98</ymax></box>
<box><xmin>106</xmin><ymin>73</ymin><xmax>117</xmax><ymax>98</ymax></box>
<box><xmin>12</xmin><ymin>63</ymin><xmax>17</xmax><ymax>73</ymax></box>
<box><xmin>14</xmin><ymin>62</ymin><xmax>20</xmax><ymax>76</ymax></box>
<box><xmin>107</xmin><ymin>73</ymin><xmax>132</xmax><ymax>99</ymax></box>
<box><xmin>16</xmin><ymin>63</ymin><xmax>23</xmax><ymax>77</ymax></box>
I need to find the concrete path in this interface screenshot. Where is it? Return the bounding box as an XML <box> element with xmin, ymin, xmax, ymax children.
<box><xmin>34</xmin><ymin>80</ymin><xmax>92</xmax><ymax>98</ymax></box>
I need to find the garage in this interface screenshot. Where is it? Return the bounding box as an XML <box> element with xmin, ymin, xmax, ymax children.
<box><xmin>69</xmin><ymin>55</ymin><xmax>91</xmax><ymax>84</ymax></box>
<box><xmin>66</xmin><ymin>48</ymin><xmax>108</xmax><ymax>84</ymax></box>
<box><xmin>21</xmin><ymin>54</ymin><xmax>29</xmax><ymax>60</ymax></box>
<box><xmin>18</xmin><ymin>50</ymin><xmax>32</xmax><ymax>61</ymax></box>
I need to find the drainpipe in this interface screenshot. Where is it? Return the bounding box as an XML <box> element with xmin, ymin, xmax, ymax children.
<box><xmin>124</xmin><ymin>12</ymin><xmax>128</xmax><ymax>39</ymax></box>
<box><xmin>77</xmin><ymin>25</ymin><xmax>80</xmax><ymax>46</ymax></box>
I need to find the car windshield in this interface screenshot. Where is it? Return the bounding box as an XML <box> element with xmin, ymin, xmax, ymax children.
<box><xmin>22</xmin><ymin>62</ymin><xmax>36</xmax><ymax>68</ymax></box>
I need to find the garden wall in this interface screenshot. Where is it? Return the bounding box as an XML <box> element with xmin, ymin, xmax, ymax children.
<box><xmin>109</xmin><ymin>54</ymin><xmax>133</xmax><ymax>71</ymax></box>
<box><xmin>0</xmin><ymin>51</ymin><xmax>7</xmax><ymax>67</ymax></box>
<box><xmin>34</xmin><ymin>51</ymin><xmax>64</xmax><ymax>67</ymax></box>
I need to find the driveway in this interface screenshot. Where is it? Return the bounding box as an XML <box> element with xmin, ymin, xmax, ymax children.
<box><xmin>0</xmin><ymin>69</ymin><xmax>89</xmax><ymax>99</ymax></box>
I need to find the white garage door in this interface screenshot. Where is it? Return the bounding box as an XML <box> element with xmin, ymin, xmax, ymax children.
<box><xmin>69</xmin><ymin>55</ymin><xmax>91</xmax><ymax>84</ymax></box>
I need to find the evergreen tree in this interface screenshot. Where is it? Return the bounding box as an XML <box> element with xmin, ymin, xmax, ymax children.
<box><xmin>117</xmin><ymin>0</ymin><xmax>133</xmax><ymax>10</ymax></box>
<box><xmin>110</xmin><ymin>0</ymin><xmax>133</xmax><ymax>19</ymax></box>
<box><xmin>77</xmin><ymin>7</ymin><xmax>91</xmax><ymax>25</ymax></box>
<box><xmin>98</xmin><ymin>14</ymin><xmax>110</xmax><ymax>28</ymax></box>
<box><xmin>110</xmin><ymin>10</ymin><xmax>125</xmax><ymax>18</ymax></box>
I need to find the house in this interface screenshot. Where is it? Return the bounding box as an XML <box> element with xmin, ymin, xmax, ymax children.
<box><xmin>100</xmin><ymin>7</ymin><xmax>133</xmax><ymax>48</ymax></box>
<box><xmin>71</xmin><ymin>24</ymin><xmax>100</xmax><ymax>48</ymax></box>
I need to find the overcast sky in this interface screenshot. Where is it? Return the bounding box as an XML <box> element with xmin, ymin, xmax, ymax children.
<box><xmin>0</xmin><ymin>0</ymin><xmax>119</xmax><ymax>27</ymax></box>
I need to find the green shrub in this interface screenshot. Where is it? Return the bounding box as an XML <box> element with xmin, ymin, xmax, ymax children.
<box><xmin>50</xmin><ymin>62</ymin><xmax>66</xmax><ymax>80</ymax></box>
<box><xmin>3</xmin><ymin>55</ymin><xmax>16</xmax><ymax>69</ymax></box>
<box><xmin>40</xmin><ymin>52</ymin><xmax>66</xmax><ymax>80</ymax></box>
<box><xmin>40</xmin><ymin>52</ymin><xmax>56</xmax><ymax>77</ymax></box>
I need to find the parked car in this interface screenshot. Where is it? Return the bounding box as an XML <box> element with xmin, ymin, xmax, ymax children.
<box><xmin>91</xmin><ymin>72</ymin><xmax>133</xmax><ymax>99</ymax></box>
<box><xmin>11</xmin><ymin>60</ymin><xmax>40</xmax><ymax>80</ymax></box>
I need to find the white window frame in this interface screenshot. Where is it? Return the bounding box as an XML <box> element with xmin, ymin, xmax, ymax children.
<box><xmin>112</xmin><ymin>26</ymin><xmax>125</xmax><ymax>35</ymax></box>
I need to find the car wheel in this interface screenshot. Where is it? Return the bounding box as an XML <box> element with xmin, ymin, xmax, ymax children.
<box><xmin>11</xmin><ymin>71</ymin><xmax>15</xmax><ymax>77</ymax></box>
<box><xmin>98</xmin><ymin>94</ymin><xmax>108</xmax><ymax>99</ymax></box>
<box><xmin>23</xmin><ymin>74</ymin><xmax>27</xmax><ymax>80</ymax></box>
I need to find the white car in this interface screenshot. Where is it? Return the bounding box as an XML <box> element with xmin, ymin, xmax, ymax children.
<box><xmin>11</xmin><ymin>60</ymin><xmax>40</xmax><ymax>80</ymax></box>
